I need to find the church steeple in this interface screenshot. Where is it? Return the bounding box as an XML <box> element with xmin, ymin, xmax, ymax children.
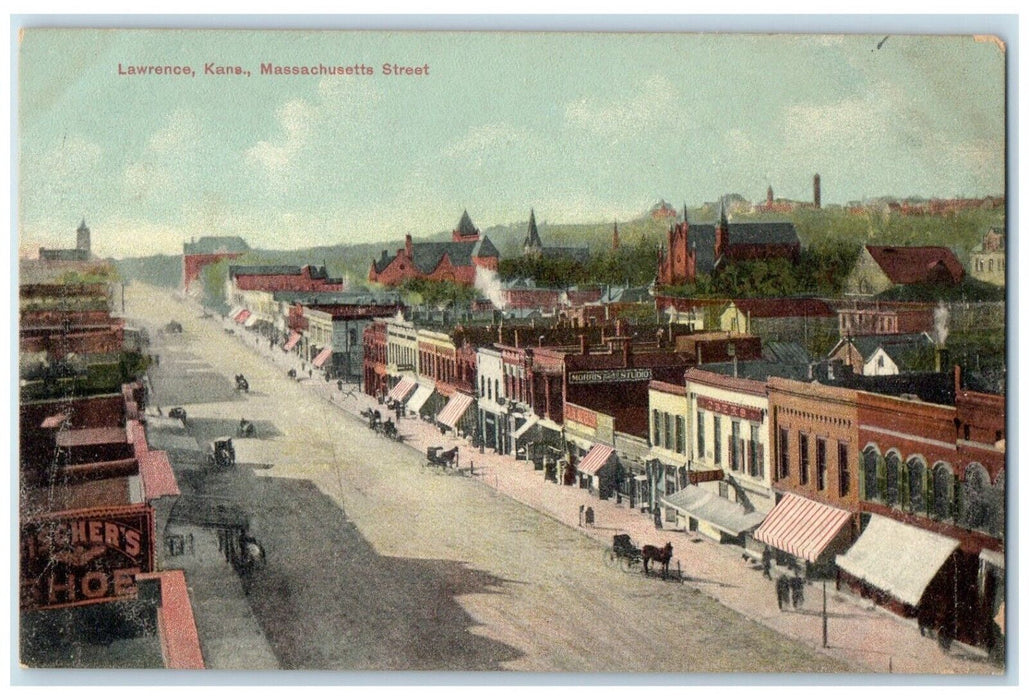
<box><xmin>76</xmin><ymin>218</ymin><xmax>91</xmax><ymax>253</ymax></box>
<box><xmin>523</xmin><ymin>208</ymin><xmax>543</xmax><ymax>257</ymax></box>
<box><xmin>452</xmin><ymin>210</ymin><xmax>480</xmax><ymax>242</ymax></box>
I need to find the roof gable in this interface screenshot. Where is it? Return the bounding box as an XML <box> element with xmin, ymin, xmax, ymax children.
<box><xmin>865</xmin><ymin>246</ymin><xmax>965</xmax><ymax>285</ymax></box>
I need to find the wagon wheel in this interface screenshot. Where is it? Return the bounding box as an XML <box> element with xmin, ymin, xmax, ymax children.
<box><xmin>620</xmin><ymin>555</ymin><xmax>636</xmax><ymax>573</ymax></box>
<box><xmin>603</xmin><ymin>548</ymin><xmax>619</xmax><ymax>568</ymax></box>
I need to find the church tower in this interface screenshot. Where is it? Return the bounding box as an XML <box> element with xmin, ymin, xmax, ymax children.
<box><xmin>714</xmin><ymin>197</ymin><xmax>730</xmax><ymax>260</ymax></box>
<box><xmin>522</xmin><ymin>209</ymin><xmax>543</xmax><ymax>258</ymax></box>
<box><xmin>76</xmin><ymin>218</ymin><xmax>91</xmax><ymax>254</ymax></box>
<box><xmin>658</xmin><ymin>201</ymin><xmax>696</xmax><ymax>285</ymax></box>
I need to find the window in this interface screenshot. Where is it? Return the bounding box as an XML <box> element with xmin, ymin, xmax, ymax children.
<box><xmin>838</xmin><ymin>443</ymin><xmax>850</xmax><ymax>497</ymax></box>
<box><xmin>713</xmin><ymin>416</ymin><xmax>722</xmax><ymax>466</ymax></box>
<box><xmin>885</xmin><ymin>452</ymin><xmax>901</xmax><ymax>506</ymax></box>
<box><xmin>961</xmin><ymin>464</ymin><xmax>990</xmax><ymax>531</ymax></box>
<box><xmin>932</xmin><ymin>464</ymin><xmax>953</xmax><ymax>520</ymax></box>
<box><xmin>730</xmin><ymin>421</ymin><xmax>741</xmax><ymax>471</ymax></box>
<box><xmin>816</xmin><ymin>438</ymin><xmax>827</xmax><ymax>490</ymax></box>
<box><xmin>863</xmin><ymin>447</ymin><xmax>879</xmax><ymax>501</ymax></box>
<box><xmin>749</xmin><ymin>424</ymin><xmax>761</xmax><ymax>478</ymax></box>
<box><xmin>907</xmin><ymin>457</ymin><xmax>926</xmax><ymax>513</ymax></box>
<box><xmin>799</xmin><ymin>433</ymin><xmax>809</xmax><ymax>485</ymax></box>
<box><xmin>697</xmin><ymin>411</ymin><xmax>705</xmax><ymax>460</ymax></box>
<box><xmin>675</xmin><ymin>416</ymin><xmax>686</xmax><ymax>454</ymax></box>
<box><xmin>653</xmin><ymin>409</ymin><xmax>661</xmax><ymax>447</ymax></box>
<box><xmin>777</xmin><ymin>427</ymin><xmax>789</xmax><ymax>479</ymax></box>
<box><xmin>664</xmin><ymin>413</ymin><xmax>673</xmax><ymax>451</ymax></box>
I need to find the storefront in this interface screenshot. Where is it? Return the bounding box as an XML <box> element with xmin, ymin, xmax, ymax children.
<box><xmin>662</xmin><ymin>485</ymin><xmax>765</xmax><ymax>543</ymax></box>
<box><xmin>754</xmin><ymin>492</ymin><xmax>854</xmax><ymax>574</ymax></box>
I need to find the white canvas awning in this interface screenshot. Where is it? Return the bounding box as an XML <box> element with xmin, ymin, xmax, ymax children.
<box><xmin>406</xmin><ymin>384</ymin><xmax>435</xmax><ymax>414</ymax></box>
<box><xmin>836</xmin><ymin>515</ymin><xmax>960</xmax><ymax>607</ymax></box>
<box><xmin>662</xmin><ymin>486</ymin><xmax>765</xmax><ymax>536</ymax></box>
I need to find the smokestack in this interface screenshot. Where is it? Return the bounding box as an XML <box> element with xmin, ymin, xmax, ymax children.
<box><xmin>622</xmin><ymin>337</ymin><xmax>632</xmax><ymax>367</ymax></box>
<box><xmin>405</xmin><ymin>234</ymin><xmax>413</xmax><ymax>257</ymax></box>
<box><xmin>935</xmin><ymin>347</ymin><xmax>950</xmax><ymax>373</ymax></box>
<box><xmin>954</xmin><ymin>364</ymin><xmax>962</xmax><ymax>391</ymax></box>
<box><xmin>813</xmin><ymin>173</ymin><xmax>821</xmax><ymax>208</ymax></box>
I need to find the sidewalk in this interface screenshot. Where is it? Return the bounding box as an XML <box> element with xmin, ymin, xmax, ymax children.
<box><xmin>217</xmin><ymin>312</ymin><xmax>1000</xmax><ymax>676</ymax></box>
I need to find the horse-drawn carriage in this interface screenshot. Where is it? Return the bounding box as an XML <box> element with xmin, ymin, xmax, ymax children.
<box><xmin>235</xmin><ymin>374</ymin><xmax>249</xmax><ymax>393</ymax></box>
<box><xmin>237</xmin><ymin>418</ymin><xmax>255</xmax><ymax>437</ymax></box>
<box><xmin>168</xmin><ymin>406</ymin><xmax>187</xmax><ymax>422</ymax></box>
<box><xmin>604</xmin><ymin>534</ymin><xmax>676</xmax><ymax>578</ymax></box>
<box><xmin>206</xmin><ymin>436</ymin><xmax>236</xmax><ymax>468</ymax></box>
<box><xmin>423</xmin><ymin>445</ymin><xmax>458</xmax><ymax>472</ymax></box>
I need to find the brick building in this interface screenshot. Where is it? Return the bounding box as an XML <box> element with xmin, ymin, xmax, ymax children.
<box><xmin>844</xmin><ymin>245</ymin><xmax>965</xmax><ymax>297</ymax></box>
<box><xmin>657</xmin><ymin>200</ymin><xmax>801</xmax><ymax>286</ymax></box>
<box><xmin>368</xmin><ymin>211</ymin><xmax>500</xmax><ymax>286</ymax></box>
<box><xmin>968</xmin><ymin>227</ymin><xmax>1006</xmax><ymax>287</ymax></box>
<box><xmin>837</xmin><ymin>301</ymin><xmax>936</xmax><ymax>337</ymax></box>
<box><xmin>181</xmin><ymin>236</ymin><xmax>250</xmax><ymax>291</ymax></box>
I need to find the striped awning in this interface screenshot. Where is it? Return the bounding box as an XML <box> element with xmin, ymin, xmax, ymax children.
<box><xmin>836</xmin><ymin>515</ymin><xmax>959</xmax><ymax>607</ymax></box>
<box><xmin>754</xmin><ymin>493</ymin><xmax>852</xmax><ymax>563</ymax></box>
<box><xmin>388</xmin><ymin>377</ymin><xmax>417</xmax><ymax>402</ymax></box>
<box><xmin>577</xmin><ymin>444</ymin><xmax>615</xmax><ymax>476</ymax></box>
<box><xmin>244</xmin><ymin>313</ymin><xmax>259</xmax><ymax>328</ymax></box>
<box><xmin>228</xmin><ymin>306</ymin><xmax>244</xmax><ymax>319</ymax></box>
<box><xmin>312</xmin><ymin>346</ymin><xmax>333</xmax><ymax>368</ymax></box>
<box><xmin>234</xmin><ymin>309</ymin><xmax>251</xmax><ymax>324</ymax></box>
<box><xmin>283</xmin><ymin>331</ymin><xmax>301</xmax><ymax>351</ymax></box>
<box><xmin>437</xmin><ymin>392</ymin><xmax>474</xmax><ymax>429</ymax></box>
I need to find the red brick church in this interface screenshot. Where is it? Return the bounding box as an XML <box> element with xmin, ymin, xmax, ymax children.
<box><xmin>368</xmin><ymin>210</ymin><xmax>500</xmax><ymax>286</ymax></box>
<box><xmin>657</xmin><ymin>199</ymin><xmax>801</xmax><ymax>286</ymax></box>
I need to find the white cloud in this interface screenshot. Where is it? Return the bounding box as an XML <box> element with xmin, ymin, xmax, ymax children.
<box><xmin>122</xmin><ymin>110</ymin><xmax>201</xmax><ymax>202</ymax></box>
<box><xmin>245</xmin><ymin>98</ymin><xmax>315</xmax><ymax>177</ymax></box>
<box><xmin>564</xmin><ymin>74</ymin><xmax>679</xmax><ymax>139</ymax></box>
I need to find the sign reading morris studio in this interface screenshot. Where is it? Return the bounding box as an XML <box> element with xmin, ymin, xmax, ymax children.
<box><xmin>568</xmin><ymin>368</ymin><xmax>652</xmax><ymax>385</ymax></box>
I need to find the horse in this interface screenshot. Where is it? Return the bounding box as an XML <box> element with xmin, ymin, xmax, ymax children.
<box><xmin>642</xmin><ymin>542</ymin><xmax>673</xmax><ymax>576</ymax></box>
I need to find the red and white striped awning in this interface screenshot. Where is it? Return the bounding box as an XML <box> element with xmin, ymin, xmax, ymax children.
<box><xmin>312</xmin><ymin>346</ymin><xmax>333</xmax><ymax>369</ymax></box>
<box><xmin>754</xmin><ymin>493</ymin><xmax>852</xmax><ymax>563</ymax></box>
<box><xmin>577</xmin><ymin>444</ymin><xmax>615</xmax><ymax>476</ymax></box>
<box><xmin>388</xmin><ymin>377</ymin><xmax>417</xmax><ymax>402</ymax></box>
<box><xmin>437</xmin><ymin>392</ymin><xmax>474</xmax><ymax>429</ymax></box>
<box><xmin>283</xmin><ymin>331</ymin><xmax>301</xmax><ymax>351</ymax></box>
<box><xmin>234</xmin><ymin>309</ymin><xmax>251</xmax><ymax>324</ymax></box>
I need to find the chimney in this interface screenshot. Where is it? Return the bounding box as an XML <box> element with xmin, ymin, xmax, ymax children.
<box><xmin>622</xmin><ymin>337</ymin><xmax>632</xmax><ymax>367</ymax></box>
<box><xmin>615</xmin><ymin>318</ymin><xmax>624</xmax><ymax>337</ymax></box>
<box><xmin>580</xmin><ymin>334</ymin><xmax>589</xmax><ymax>356</ymax></box>
<box><xmin>405</xmin><ymin>234</ymin><xmax>413</xmax><ymax>257</ymax></box>
<box><xmin>514</xmin><ymin>329</ymin><xmax>520</xmax><ymax>348</ymax></box>
<box><xmin>935</xmin><ymin>347</ymin><xmax>950</xmax><ymax>373</ymax></box>
<box><xmin>954</xmin><ymin>364</ymin><xmax>962</xmax><ymax>391</ymax></box>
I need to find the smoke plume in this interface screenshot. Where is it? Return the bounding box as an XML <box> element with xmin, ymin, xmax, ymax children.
<box><xmin>475</xmin><ymin>267</ymin><xmax>506</xmax><ymax>310</ymax></box>
<box><xmin>934</xmin><ymin>301</ymin><xmax>950</xmax><ymax>347</ymax></box>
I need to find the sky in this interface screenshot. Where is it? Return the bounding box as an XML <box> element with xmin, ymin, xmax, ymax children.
<box><xmin>16</xmin><ymin>28</ymin><xmax>1007</xmax><ymax>259</ymax></box>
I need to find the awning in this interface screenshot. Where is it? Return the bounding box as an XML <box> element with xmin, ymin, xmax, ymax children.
<box><xmin>41</xmin><ymin>412</ymin><xmax>69</xmax><ymax>429</ymax></box>
<box><xmin>234</xmin><ymin>309</ymin><xmax>251</xmax><ymax>324</ymax></box>
<box><xmin>283</xmin><ymin>331</ymin><xmax>301</xmax><ymax>351</ymax></box>
<box><xmin>312</xmin><ymin>346</ymin><xmax>333</xmax><ymax>369</ymax></box>
<box><xmin>406</xmin><ymin>384</ymin><xmax>435</xmax><ymax>414</ymax></box>
<box><xmin>754</xmin><ymin>493</ymin><xmax>852</xmax><ymax>562</ymax></box>
<box><xmin>512</xmin><ymin>415</ymin><xmax>540</xmax><ymax>440</ymax></box>
<box><xmin>437</xmin><ymin>392</ymin><xmax>474</xmax><ymax>429</ymax></box>
<box><xmin>577</xmin><ymin>444</ymin><xmax>615</xmax><ymax>476</ymax></box>
<box><xmin>662</xmin><ymin>486</ymin><xmax>765</xmax><ymax>536</ymax></box>
<box><xmin>980</xmin><ymin>548</ymin><xmax>1005</xmax><ymax>569</ymax></box>
<box><xmin>645</xmin><ymin>450</ymin><xmax>687</xmax><ymax>469</ymax></box>
<box><xmin>228</xmin><ymin>306</ymin><xmax>244</xmax><ymax>319</ymax></box>
<box><xmin>244</xmin><ymin>313</ymin><xmax>260</xmax><ymax>328</ymax></box>
<box><xmin>566</xmin><ymin>434</ymin><xmax>595</xmax><ymax>453</ymax></box>
<box><xmin>836</xmin><ymin>515</ymin><xmax>959</xmax><ymax>607</ymax></box>
<box><xmin>387</xmin><ymin>377</ymin><xmax>417</xmax><ymax>403</ymax></box>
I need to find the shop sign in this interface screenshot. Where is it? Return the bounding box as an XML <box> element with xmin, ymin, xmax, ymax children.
<box><xmin>20</xmin><ymin>504</ymin><xmax>154</xmax><ymax>610</ymax></box>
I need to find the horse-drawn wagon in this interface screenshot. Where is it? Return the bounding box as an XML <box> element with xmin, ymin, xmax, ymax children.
<box><xmin>604</xmin><ymin>534</ymin><xmax>677</xmax><ymax>578</ymax></box>
<box><xmin>423</xmin><ymin>445</ymin><xmax>458</xmax><ymax>472</ymax></box>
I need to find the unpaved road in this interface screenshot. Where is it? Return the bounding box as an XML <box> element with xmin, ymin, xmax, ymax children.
<box><xmin>133</xmin><ymin>283</ymin><xmax>851</xmax><ymax>673</ymax></box>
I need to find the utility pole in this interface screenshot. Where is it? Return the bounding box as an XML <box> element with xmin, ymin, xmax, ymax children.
<box><xmin>822</xmin><ymin>580</ymin><xmax>828</xmax><ymax>648</ymax></box>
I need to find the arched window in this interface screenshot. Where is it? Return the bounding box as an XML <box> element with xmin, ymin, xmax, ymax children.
<box><xmin>932</xmin><ymin>464</ymin><xmax>953</xmax><ymax>520</ymax></box>
<box><xmin>989</xmin><ymin>470</ymin><xmax>1005</xmax><ymax>538</ymax></box>
<box><xmin>961</xmin><ymin>463</ymin><xmax>990</xmax><ymax>531</ymax></box>
<box><xmin>885</xmin><ymin>451</ymin><xmax>901</xmax><ymax>507</ymax></box>
<box><xmin>862</xmin><ymin>447</ymin><xmax>880</xmax><ymax>501</ymax></box>
<box><xmin>907</xmin><ymin>457</ymin><xmax>927</xmax><ymax>514</ymax></box>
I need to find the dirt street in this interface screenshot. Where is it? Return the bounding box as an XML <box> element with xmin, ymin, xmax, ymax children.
<box><xmin>133</xmin><ymin>284</ymin><xmax>851</xmax><ymax>673</ymax></box>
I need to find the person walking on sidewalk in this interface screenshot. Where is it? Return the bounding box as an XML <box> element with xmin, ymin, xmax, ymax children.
<box><xmin>776</xmin><ymin>575</ymin><xmax>790</xmax><ymax>611</ymax></box>
<box><xmin>790</xmin><ymin>572</ymin><xmax>805</xmax><ymax>609</ymax></box>
<box><xmin>584</xmin><ymin>506</ymin><xmax>595</xmax><ymax>528</ymax></box>
<box><xmin>579</xmin><ymin>504</ymin><xmax>585</xmax><ymax>527</ymax></box>
<box><xmin>761</xmin><ymin>546</ymin><xmax>773</xmax><ymax>579</ymax></box>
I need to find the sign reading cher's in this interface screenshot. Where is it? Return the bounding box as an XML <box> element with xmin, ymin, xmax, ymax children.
<box><xmin>20</xmin><ymin>505</ymin><xmax>154</xmax><ymax>610</ymax></box>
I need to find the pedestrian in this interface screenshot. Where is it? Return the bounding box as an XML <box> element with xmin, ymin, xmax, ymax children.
<box><xmin>654</xmin><ymin>509</ymin><xmax>663</xmax><ymax>530</ymax></box>
<box><xmin>395</xmin><ymin>404</ymin><xmax>402</xmax><ymax>421</ymax></box>
<box><xmin>584</xmin><ymin>506</ymin><xmax>595</xmax><ymax>528</ymax></box>
<box><xmin>790</xmin><ymin>574</ymin><xmax>805</xmax><ymax>609</ymax></box>
<box><xmin>579</xmin><ymin>504</ymin><xmax>585</xmax><ymax>527</ymax></box>
<box><xmin>776</xmin><ymin>575</ymin><xmax>789</xmax><ymax>611</ymax></box>
<box><xmin>761</xmin><ymin>546</ymin><xmax>773</xmax><ymax>579</ymax></box>
<box><xmin>337</xmin><ymin>379</ymin><xmax>343</xmax><ymax>392</ymax></box>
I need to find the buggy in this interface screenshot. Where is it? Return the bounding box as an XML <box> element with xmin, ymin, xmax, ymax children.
<box><xmin>206</xmin><ymin>436</ymin><xmax>236</xmax><ymax>468</ymax></box>
<box><xmin>604</xmin><ymin>533</ymin><xmax>643</xmax><ymax>572</ymax></box>
<box><xmin>235</xmin><ymin>374</ymin><xmax>250</xmax><ymax>393</ymax></box>
<box><xmin>237</xmin><ymin>418</ymin><xmax>255</xmax><ymax>437</ymax></box>
<box><xmin>423</xmin><ymin>445</ymin><xmax>458</xmax><ymax>471</ymax></box>
<box><xmin>168</xmin><ymin>407</ymin><xmax>188</xmax><ymax>422</ymax></box>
